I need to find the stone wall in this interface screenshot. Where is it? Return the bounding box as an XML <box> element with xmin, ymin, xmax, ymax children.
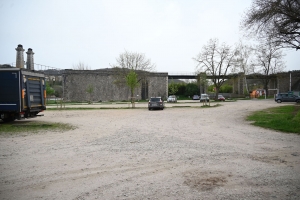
<box><xmin>233</xmin><ymin>70</ymin><xmax>300</xmax><ymax>96</ymax></box>
<box><xmin>63</xmin><ymin>69</ymin><xmax>168</xmax><ymax>102</ymax></box>
<box><xmin>276</xmin><ymin>71</ymin><xmax>300</xmax><ymax>93</ymax></box>
<box><xmin>47</xmin><ymin>69</ymin><xmax>299</xmax><ymax>101</ymax></box>
<box><xmin>148</xmin><ymin>73</ymin><xmax>168</xmax><ymax>98</ymax></box>
<box><xmin>232</xmin><ymin>73</ymin><xmax>245</xmax><ymax>95</ymax></box>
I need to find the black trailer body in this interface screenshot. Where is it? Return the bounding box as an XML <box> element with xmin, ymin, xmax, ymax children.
<box><xmin>0</xmin><ymin>68</ymin><xmax>46</xmax><ymax>122</ymax></box>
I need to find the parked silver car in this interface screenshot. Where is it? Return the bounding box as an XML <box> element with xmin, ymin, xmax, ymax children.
<box><xmin>275</xmin><ymin>93</ymin><xmax>300</xmax><ymax>103</ymax></box>
<box><xmin>148</xmin><ymin>97</ymin><xmax>165</xmax><ymax>110</ymax></box>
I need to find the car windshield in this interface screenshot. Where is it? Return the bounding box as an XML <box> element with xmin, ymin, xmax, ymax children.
<box><xmin>150</xmin><ymin>98</ymin><xmax>161</xmax><ymax>102</ymax></box>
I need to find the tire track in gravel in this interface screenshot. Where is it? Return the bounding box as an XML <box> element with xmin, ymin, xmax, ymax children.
<box><xmin>1</xmin><ymin>160</ymin><xmax>180</xmax><ymax>197</ymax></box>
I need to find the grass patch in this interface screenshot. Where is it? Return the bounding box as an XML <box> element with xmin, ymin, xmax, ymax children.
<box><xmin>231</xmin><ymin>98</ymin><xmax>249</xmax><ymax>101</ymax></box>
<box><xmin>257</xmin><ymin>96</ymin><xmax>275</xmax><ymax>99</ymax></box>
<box><xmin>47</xmin><ymin>104</ymin><xmax>223</xmax><ymax>110</ymax></box>
<box><xmin>247</xmin><ymin>105</ymin><xmax>300</xmax><ymax>134</ymax></box>
<box><xmin>46</xmin><ymin>101</ymin><xmax>147</xmax><ymax>105</ymax></box>
<box><xmin>200</xmin><ymin>103</ymin><xmax>222</xmax><ymax>108</ymax></box>
<box><xmin>46</xmin><ymin>107</ymin><xmax>141</xmax><ymax>110</ymax></box>
<box><xmin>0</xmin><ymin>121</ymin><xmax>75</xmax><ymax>134</ymax></box>
<box><xmin>171</xmin><ymin>106</ymin><xmax>191</xmax><ymax>108</ymax></box>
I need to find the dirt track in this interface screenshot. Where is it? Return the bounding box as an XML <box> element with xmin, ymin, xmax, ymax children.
<box><xmin>0</xmin><ymin>100</ymin><xmax>300</xmax><ymax>199</ymax></box>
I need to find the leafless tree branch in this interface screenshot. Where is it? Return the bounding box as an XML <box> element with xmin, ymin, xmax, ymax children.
<box><xmin>241</xmin><ymin>0</ymin><xmax>300</xmax><ymax>50</ymax></box>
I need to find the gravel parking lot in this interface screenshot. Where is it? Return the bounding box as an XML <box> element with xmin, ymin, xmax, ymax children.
<box><xmin>0</xmin><ymin>100</ymin><xmax>300</xmax><ymax>199</ymax></box>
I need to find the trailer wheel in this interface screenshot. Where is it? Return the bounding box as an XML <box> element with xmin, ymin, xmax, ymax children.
<box><xmin>2</xmin><ymin>117</ymin><xmax>16</xmax><ymax>123</ymax></box>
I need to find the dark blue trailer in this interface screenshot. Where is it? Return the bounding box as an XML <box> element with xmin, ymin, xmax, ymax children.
<box><xmin>0</xmin><ymin>68</ymin><xmax>46</xmax><ymax>122</ymax></box>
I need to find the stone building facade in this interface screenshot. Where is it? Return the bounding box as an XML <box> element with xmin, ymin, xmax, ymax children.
<box><xmin>62</xmin><ymin>69</ymin><xmax>168</xmax><ymax>102</ymax></box>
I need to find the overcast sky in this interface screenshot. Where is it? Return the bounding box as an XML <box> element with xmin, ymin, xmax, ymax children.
<box><xmin>0</xmin><ymin>0</ymin><xmax>299</xmax><ymax>73</ymax></box>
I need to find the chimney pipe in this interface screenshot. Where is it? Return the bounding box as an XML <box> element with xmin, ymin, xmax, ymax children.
<box><xmin>26</xmin><ymin>48</ymin><xmax>35</xmax><ymax>70</ymax></box>
<box><xmin>15</xmin><ymin>44</ymin><xmax>25</xmax><ymax>68</ymax></box>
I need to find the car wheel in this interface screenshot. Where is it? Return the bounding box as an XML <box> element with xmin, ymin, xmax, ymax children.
<box><xmin>277</xmin><ymin>99</ymin><xmax>282</xmax><ymax>103</ymax></box>
<box><xmin>296</xmin><ymin>100</ymin><xmax>300</xmax><ymax>103</ymax></box>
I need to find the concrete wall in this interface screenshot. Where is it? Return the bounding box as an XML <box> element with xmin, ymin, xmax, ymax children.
<box><xmin>63</xmin><ymin>69</ymin><xmax>168</xmax><ymax>102</ymax></box>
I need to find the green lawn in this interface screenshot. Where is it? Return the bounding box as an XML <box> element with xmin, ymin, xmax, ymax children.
<box><xmin>0</xmin><ymin>121</ymin><xmax>75</xmax><ymax>134</ymax></box>
<box><xmin>247</xmin><ymin>105</ymin><xmax>300</xmax><ymax>134</ymax></box>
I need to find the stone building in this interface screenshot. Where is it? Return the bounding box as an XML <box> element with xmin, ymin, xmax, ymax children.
<box><xmin>62</xmin><ymin>69</ymin><xmax>168</xmax><ymax>102</ymax></box>
<box><xmin>42</xmin><ymin>69</ymin><xmax>299</xmax><ymax>102</ymax></box>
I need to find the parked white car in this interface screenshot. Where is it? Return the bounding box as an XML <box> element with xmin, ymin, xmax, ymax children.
<box><xmin>192</xmin><ymin>95</ymin><xmax>200</xmax><ymax>100</ymax></box>
<box><xmin>167</xmin><ymin>95</ymin><xmax>177</xmax><ymax>103</ymax></box>
<box><xmin>200</xmin><ymin>94</ymin><xmax>210</xmax><ymax>102</ymax></box>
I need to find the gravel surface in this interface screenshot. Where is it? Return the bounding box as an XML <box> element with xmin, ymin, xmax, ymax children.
<box><xmin>0</xmin><ymin>99</ymin><xmax>299</xmax><ymax>200</ymax></box>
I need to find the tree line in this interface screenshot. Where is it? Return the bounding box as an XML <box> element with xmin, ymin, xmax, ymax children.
<box><xmin>168</xmin><ymin>81</ymin><xmax>233</xmax><ymax>98</ymax></box>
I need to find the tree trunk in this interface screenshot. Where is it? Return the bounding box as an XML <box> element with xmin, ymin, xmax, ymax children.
<box><xmin>244</xmin><ymin>76</ymin><xmax>249</xmax><ymax>94</ymax></box>
<box><xmin>264</xmin><ymin>79</ymin><xmax>269</xmax><ymax>97</ymax></box>
<box><xmin>215</xmin><ymin>87</ymin><xmax>220</xmax><ymax>100</ymax></box>
<box><xmin>130</xmin><ymin>89</ymin><xmax>135</xmax><ymax>108</ymax></box>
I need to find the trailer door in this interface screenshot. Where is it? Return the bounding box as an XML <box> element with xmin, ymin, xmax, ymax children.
<box><xmin>26</xmin><ymin>77</ymin><xmax>44</xmax><ymax>109</ymax></box>
<box><xmin>0</xmin><ymin>70</ymin><xmax>20</xmax><ymax>112</ymax></box>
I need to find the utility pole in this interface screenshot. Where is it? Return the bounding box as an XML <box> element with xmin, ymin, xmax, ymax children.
<box><xmin>289</xmin><ymin>71</ymin><xmax>291</xmax><ymax>92</ymax></box>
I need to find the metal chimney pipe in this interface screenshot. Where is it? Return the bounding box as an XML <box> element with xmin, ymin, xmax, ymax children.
<box><xmin>15</xmin><ymin>44</ymin><xmax>25</xmax><ymax>68</ymax></box>
<box><xmin>26</xmin><ymin>48</ymin><xmax>35</xmax><ymax>70</ymax></box>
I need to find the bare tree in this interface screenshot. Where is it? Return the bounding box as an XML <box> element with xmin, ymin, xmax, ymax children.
<box><xmin>194</xmin><ymin>38</ymin><xmax>237</xmax><ymax>99</ymax></box>
<box><xmin>242</xmin><ymin>0</ymin><xmax>300</xmax><ymax>50</ymax></box>
<box><xmin>111</xmin><ymin>50</ymin><xmax>156</xmax><ymax>100</ymax></box>
<box><xmin>254</xmin><ymin>36</ymin><xmax>286</xmax><ymax>96</ymax></box>
<box><xmin>234</xmin><ymin>41</ymin><xmax>255</xmax><ymax>94</ymax></box>
<box><xmin>113</xmin><ymin>51</ymin><xmax>156</xmax><ymax>72</ymax></box>
<box><xmin>72</xmin><ymin>62</ymin><xmax>91</xmax><ymax>70</ymax></box>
